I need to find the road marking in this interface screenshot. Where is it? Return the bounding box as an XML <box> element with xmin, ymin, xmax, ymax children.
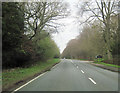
<box><xmin>52</xmin><ymin>63</ymin><xmax>59</xmax><ymax>69</ymax></box>
<box><xmin>52</xmin><ymin>65</ymin><xmax>57</xmax><ymax>69</ymax></box>
<box><xmin>12</xmin><ymin>72</ymin><xmax>47</xmax><ymax>93</ymax></box>
<box><xmin>71</xmin><ymin>60</ymin><xmax>74</xmax><ymax>64</ymax></box>
<box><xmin>88</xmin><ymin>78</ymin><xmax>96</xmax><ymax>85</ymax></box>
<box><xmin>77</xmin><ymin>66</ymin><xmax>79</xmax><ymax>68</ymax></box>
<box><xmin>81</xmin><ymin>70</ymin><xmax>84</xmax><ymax>73</ymax></box>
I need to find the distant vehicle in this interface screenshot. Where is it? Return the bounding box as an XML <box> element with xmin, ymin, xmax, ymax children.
<box><xmin>95</xmin><ymin>55</ymin><xmax>102</xmax><ymax>58</ymax></box>
<box><xmin>95</xmin><ymin>55</ymin><xmax>103</xmax><ymax>62</ymax></box>
<box><xmin>64</xmin><ymin>58</ymin><xmax>66</xmax><ymax>59</ymax></box>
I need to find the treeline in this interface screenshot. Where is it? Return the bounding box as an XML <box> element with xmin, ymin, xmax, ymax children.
<box><xmin>62</xmin><ymin>17</ymin><xmax>120</xmax><ymax>65</ymax></box>
<box><xmin>62</xmin><ymin>1</ymin><xmax>120</xmax><ymax>65</ymax></box>
<box><xmin>2</xmin><ymin>2</ymin><xmax>65</xmax><ymax>68</ymax></box>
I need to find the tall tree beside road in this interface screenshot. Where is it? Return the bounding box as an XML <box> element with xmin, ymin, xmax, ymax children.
<box><xmin>2</xmin><ymin>2</ymin><xmax>64</xmax><ymax>68</ymax></box>
<box><xmin>62</xmin><ymin>16</ymin><xmax>119</xmax><ymax>64</ymax></box>
<box><xmin>111</xmin><ymin>1</ymin><xmax>120</xmax><ymax>64</ymax></box>
<box><xmin>2</xmin><ymin>2</ymin><xmax>25</xmax><ymax>68</ymax></box>
<box><xmin>77</xmin><ymin>0</ymin><xmax>118</xmax><ymax>60</ymax></box>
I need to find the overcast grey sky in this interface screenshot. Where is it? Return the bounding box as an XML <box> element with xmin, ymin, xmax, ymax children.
<box><xmin>52</xmin><ymin>0</ymin><xmax>80</xmax><ymax>53</ymax></box>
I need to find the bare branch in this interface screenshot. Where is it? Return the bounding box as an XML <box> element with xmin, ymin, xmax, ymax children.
<box><xmin>86</xmin><ymin>3</ymin><xmax>104</xmax><ymax>23</ymax></box>
<box><xmin>24</xmin><ymin>2</ymin><xmax>68</xmax><ymax>40</ymax></box>
<box><xmin>79</xmin><ymin>15</ymin><xmax>96</xmax><ymax>25</ymax></box>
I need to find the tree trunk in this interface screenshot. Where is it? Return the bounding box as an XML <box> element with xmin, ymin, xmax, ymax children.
<box><xmin>107</xmin><ymin>49</ymin><xmax>112</xmax><ymax>61</ymax></box>
<box><xmin>105</xmin><ymin>4</ymin><xmax>112</xmax><ymax>60</ymax></box>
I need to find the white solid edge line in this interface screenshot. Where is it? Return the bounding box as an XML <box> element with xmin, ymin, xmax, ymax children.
<box><xmin>71</xmin><ymin>60</ymin><xmax>73</xmax><ymax>63</ymax></box>
<box><xmin>81</xmin><ymin>70</ymin><xmax>84</xmax><ymax>73</ymax></box>
<box><xmin>52</xmin><ymin>64</ymin><xmax>57</xmax><ymax>69</ymax></box>
<box><xmin>88</xmin><ymin>78</ymin><xmax>97</xmax><ymax>85</ymax></box>
<box><xmin>12</xmin><ymin>72</ymin><xmax>47</xmax><ymax>93</ymax></box>
<box><xmin>52</xmin><ymin>63</ymin><xmax>59</xmax><ymax>69</ymax></box>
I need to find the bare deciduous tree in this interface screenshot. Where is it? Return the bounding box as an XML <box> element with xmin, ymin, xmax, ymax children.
<box><xmin>21</xmin><ymin>2</ymin><xmax>69</xmax><ymax>40</ymax></box>
<box><xmin>77</xmin><ymin>0</ymin><xmax>118</xmax><ymax>60</ymax></box>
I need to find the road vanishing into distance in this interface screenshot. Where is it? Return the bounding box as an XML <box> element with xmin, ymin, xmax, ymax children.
<box><xmin>14</xmin><ymin>59</ymin><xmax>118</xmax><ymax>92</ymax></box>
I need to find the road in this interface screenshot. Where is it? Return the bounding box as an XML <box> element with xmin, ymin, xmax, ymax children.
<box><xmin>14</xmin><ymin>59</ymin><xmax>118</xmax><ymax>91</ymax></box>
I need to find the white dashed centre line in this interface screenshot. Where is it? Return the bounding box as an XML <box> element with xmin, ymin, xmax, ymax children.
<box><xmin>81</xmin><ymin>70</ymin><xmax>84</xmax><ymax>73</ymax></box>
<box><xmin>88</xmin><ymin>78</ymin><xmax>97</xmax><ymax>85</ymax></box>
<box><xmin>77</xmin><ymin>66</ymin><xmax>78</xmax><ymax>68</ymax></box>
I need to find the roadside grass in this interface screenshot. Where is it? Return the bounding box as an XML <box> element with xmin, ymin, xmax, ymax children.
<box><xmin>2</xmin><ymin>58</ymin><xmax>60</xmax><ymax>89</ymax></box>
<box><xmin>93</xmin><ymin>60</ymin><xmax>120</xmax><ymax>68</ymax></box>
<box><xmin>78</xmin><ymin>58</ymin><xmax>120</xmax><ymax>68</ymax></box>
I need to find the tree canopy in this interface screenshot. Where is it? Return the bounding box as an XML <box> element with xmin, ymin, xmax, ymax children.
<box><xmin>62</xmin><ymin>16</ymin><xmax>119</xmax><ymax>64</ymax></box>
<box><xmin>2</xmin><ymin>2</ymin><xmax>64</xmax><ymax>68</ymax></box>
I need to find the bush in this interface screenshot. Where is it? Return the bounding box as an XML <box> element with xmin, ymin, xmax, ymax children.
<box><xmin>14</xmin><ymin>51</ymin><xmax>31</xmax><ymax>67</ymax></box>
<box><xmin>33</xmin><ymin>34</ymin><xmax>60</xmax><ymax>61</ymax></box>
<box><xmin>3</xmin><ymin>50</ymin><xmax>31</xmax><ymax>68</ymax></box>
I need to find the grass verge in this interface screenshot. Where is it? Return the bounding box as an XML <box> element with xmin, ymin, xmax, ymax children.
<box><xmin>76</xmin><ymin>58</ymin><xmax>120</xmax><ymax>68</ymax></box>
<box><xmin>93</xmin><ymin>61</ymin><xmax>120</xmax><ymax>68</ymax></box>
<box><xmin>2</xmin><ymin>58</ymin><xmax>60</xmax><ymax>90</ymax></box>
